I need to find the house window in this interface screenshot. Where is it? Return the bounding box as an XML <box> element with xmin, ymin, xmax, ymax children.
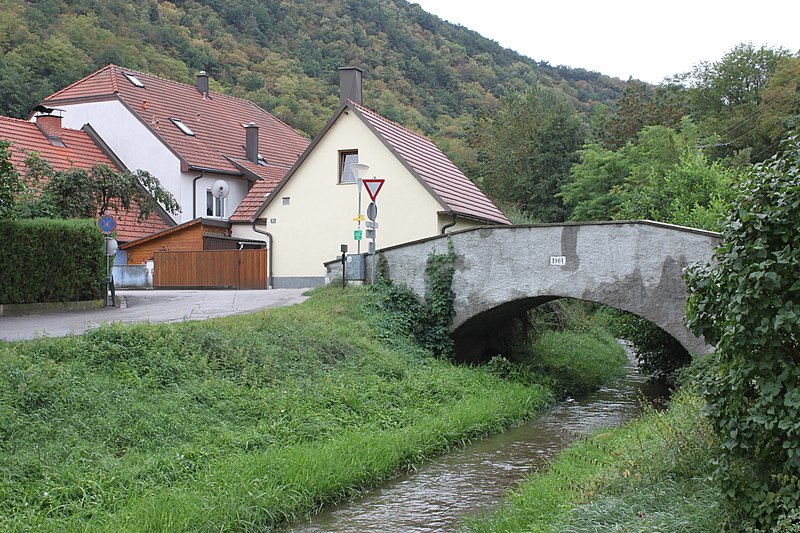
<box><xmin>171</xmin><ymin>118</ymin><xmax>195</xmax><ymax>136</ymax></box>
<box><xmin>206</xmin><ymin>190</ymin><xmax>222</xmax><ymax>217</ymax></box>
<box><xmin>123</xmin><ymin>72</ymin><xmax>145</xmax><ymax>88</ymax></box>
<box><xmin>339</xmin><ymin>150</ymin><xmax>358</xmax><ymax>184</ymax></box>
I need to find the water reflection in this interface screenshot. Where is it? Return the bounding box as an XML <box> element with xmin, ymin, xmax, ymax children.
<box><xmin>287</xmin><ymin>342</ymin><xmax>667</xmax><ymax>532</ymax></box>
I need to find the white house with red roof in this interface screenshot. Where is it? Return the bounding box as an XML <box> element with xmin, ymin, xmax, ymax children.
<box><xmin>232</xmin><ymin>68</ymin><xmax>509</xmax><ymax>288</ymax></box>
<box><xmin>0</xmin><ymin>113</ymin><xmax>171</xmax><ymax>243</ymax></box>
<box><xmin>38</xmin><ymin>64</ymin><xmax>309</xmax><ymax>226</ymax></box>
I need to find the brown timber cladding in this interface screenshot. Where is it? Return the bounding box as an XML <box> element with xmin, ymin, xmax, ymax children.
<box><xmin>154</xmin><ymin>249</ymin><xmax>268</xmax><ymax>289</ymax></box>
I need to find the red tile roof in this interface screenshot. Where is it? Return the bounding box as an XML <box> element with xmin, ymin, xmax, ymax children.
<box><xmin>351</xmin><ymin>103</ymin><xmax>510</xmax><ymax>225</ymax></box>
<box><xmin>228</xmin><ymin>162</ymin><xmax>287</xmax><ymax>222</ymax></box>
<box><xmin>0</xmin><ymin>115</ymin><xmax>170</xmax><ymax>242</ymax></box>
<box><xmin>44</xmin><ymin>65</ymin><xmax>309</xmax><ymax>178</ymax></box>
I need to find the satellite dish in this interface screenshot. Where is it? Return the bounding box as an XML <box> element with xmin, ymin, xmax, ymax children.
<box><xmin>211</xmin><ymin>179</ymin><xmax>230</xmax><ymax>199</ymax></box>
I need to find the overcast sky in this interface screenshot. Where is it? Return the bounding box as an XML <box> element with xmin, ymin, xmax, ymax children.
<box><xmin>412</xmin><ymin>0</ymin><xmax>800</xmax><ymax>83</ymax></box>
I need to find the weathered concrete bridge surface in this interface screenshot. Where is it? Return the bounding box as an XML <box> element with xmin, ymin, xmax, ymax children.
<box><xmin>347</xmin><ymin>221</ymin><xmax>721</xmax><ymax>360</ymax></box>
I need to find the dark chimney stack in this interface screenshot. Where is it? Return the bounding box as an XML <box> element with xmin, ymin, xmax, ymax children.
<box><xmin>196</xmin><ymin>70</ymin><xmax>209</xmax><ymax>96</ymax></box>
<box><xmin>245</xmin><ymin>122</ymin><xmax>259</xmax><ymax>163</ymax></box>
<box><xmin>338</xmin><ymin>66</ymin><xmax>363</xmax><ymax>106</ymax></box>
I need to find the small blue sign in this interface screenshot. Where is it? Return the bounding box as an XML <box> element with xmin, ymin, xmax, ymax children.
<box><xmin>97</xmin><ymin>215</ymin><xmax>117</xmax><ymax>235</ymax></box>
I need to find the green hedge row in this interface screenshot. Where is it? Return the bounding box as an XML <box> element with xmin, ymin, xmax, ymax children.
<box><xmin>0</xmin><ymin>218</ymin><xmax>105</xmax><ymax>304</ymax></box>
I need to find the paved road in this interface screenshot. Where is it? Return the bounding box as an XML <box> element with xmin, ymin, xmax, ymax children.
<box><xmin>0</xmin><ymin>289</ymin><xmax>309</xmax><ymax>342</ymax></box>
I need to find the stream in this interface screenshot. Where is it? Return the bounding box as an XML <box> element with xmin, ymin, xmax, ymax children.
<box><xmin>287</xmin><ymin>342</ymin><xmax>668</xmax><ymax>532</ymax></box>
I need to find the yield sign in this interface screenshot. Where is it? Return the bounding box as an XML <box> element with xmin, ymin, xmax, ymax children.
<box><xmin>362</xmin><ymin>179</ymin><xmax>385</xmax><ymax>202</ymax></box>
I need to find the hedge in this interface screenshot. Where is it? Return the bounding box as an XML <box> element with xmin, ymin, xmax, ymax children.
<box><xmin>0</xmin><ymin>218</ymin><xmax>105</xmax><ymax>304</ymax></box>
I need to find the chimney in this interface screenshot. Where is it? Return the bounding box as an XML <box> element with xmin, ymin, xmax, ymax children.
<box><xmin>245</xmin><ymin>122</ymin><xmax>259</xmax><ymax>163</ymax></box>
<box><xmin>196</xmin><ymin>70</ymin><xmax>209</xmax><ymax>96</ymax></box>
<box><xmin>35</xmin><ymin>111</ymin><xmax>65</xmax><ymax>147</ymax></box>
<box><xmin>339</xmin><ymin>66</ymin><xmax>363</xmax><ymax>106</ymax></box>
<box><xmin>36</xmin><ymin>113</ymin><xmax>62</xmax><ymax>135</ymax></box>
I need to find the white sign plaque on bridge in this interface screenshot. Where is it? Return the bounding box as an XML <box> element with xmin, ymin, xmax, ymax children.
<box><xmin>550</xmin><ymin>256</ymin><xmax>566</xmax><ymax>266</ymax></box>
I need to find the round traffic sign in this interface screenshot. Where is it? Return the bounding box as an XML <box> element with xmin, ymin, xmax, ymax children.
<box><xmin>97</xmin><ymin>215</ymin><xmax>117</xmax><ymax>234</ymax></box>
<box><xmin>366</xmin><ymin>202</ymin><xmax>378</xmax><ymax>222</ymax></box>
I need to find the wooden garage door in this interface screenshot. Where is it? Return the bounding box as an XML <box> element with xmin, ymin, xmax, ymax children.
<box><xmin>154</xmin><ymin>249</ymin><xmax>268</xmax><ymax>289</ymax></box>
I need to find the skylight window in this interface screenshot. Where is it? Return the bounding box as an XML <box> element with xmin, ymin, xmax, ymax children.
<box><xmin>123</xmin><ymin>72</ymin><xmax>145</xmax><ymax>88</ymax></box>
<box><xmin>170</xmin><ymin>118</ymin><xmax>195</xmax><ymax>136</ymax></box>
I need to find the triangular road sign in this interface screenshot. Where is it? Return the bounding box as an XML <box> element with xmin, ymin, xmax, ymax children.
<box><xmin>363</xmin><ymin>179</ymin><xmax>385</xmax><ymax>202</ymax></box>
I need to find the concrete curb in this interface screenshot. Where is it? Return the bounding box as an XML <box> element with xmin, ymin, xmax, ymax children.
<box><xmin>0</xmin><ymin>298</ymin><xmax>120</xmax><ymax>317</ymax></box>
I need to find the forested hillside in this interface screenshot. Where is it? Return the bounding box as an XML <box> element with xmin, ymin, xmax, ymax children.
<box><xmin>0</xmin><ymin>0</ymin><xmax>622</xmax><ymax>147</ymax></box>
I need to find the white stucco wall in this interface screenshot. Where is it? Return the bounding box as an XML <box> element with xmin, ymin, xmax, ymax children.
<box><xmin>232</xmin><ymin>111</ymin><xmax>450</xmax><ymax>284</ymax></box>
<box><xmin>51</xmin><ymin>100</ymin><xmax>248</xmax><ymax>224</ymax></box>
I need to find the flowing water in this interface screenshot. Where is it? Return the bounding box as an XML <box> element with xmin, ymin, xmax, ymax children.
<box><xmin>287</xmin><ymin>343</ymin><xmax>668</xmax><ymax>532</ymax></box>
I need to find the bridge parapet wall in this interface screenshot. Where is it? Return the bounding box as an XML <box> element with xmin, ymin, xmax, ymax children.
<box><xmin>372</xmin><ymin>221</ymin><xmax>720</xmax><ymax>357</ymax></box>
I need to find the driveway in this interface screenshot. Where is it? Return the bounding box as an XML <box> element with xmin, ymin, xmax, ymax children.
<box><xmin>0</xmin><ymin>289</ymin><xmax>309</xmax><ymax>342</ymax></box>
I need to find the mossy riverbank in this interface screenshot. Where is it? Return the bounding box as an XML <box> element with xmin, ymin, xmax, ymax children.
<box><xmin>0</xmin><ymin>286</ymin><xmax>626</xmax><ymax>531</ymax></box>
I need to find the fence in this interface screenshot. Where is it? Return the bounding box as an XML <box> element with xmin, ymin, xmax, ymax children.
<box><xmin>154</xmin><ymin>249</ymin><xmax>268</xmax><ymax>289</ymax></box>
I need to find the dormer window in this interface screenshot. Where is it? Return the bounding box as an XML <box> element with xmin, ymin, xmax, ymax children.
<box><xmin>123</xmin><ymin>72</ymin><xmax>145</xmax><ymax>88</ymax></box>
<box><xmin>170</xmin><ymin>118</ymin><xmax>195</xmax><ymax>136</ymax></box>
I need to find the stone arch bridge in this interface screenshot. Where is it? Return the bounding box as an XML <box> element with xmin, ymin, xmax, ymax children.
<box><xmin>342</xmin><ymin>221</ymin><xmax>721</xmax><ymax>361</ymax></box>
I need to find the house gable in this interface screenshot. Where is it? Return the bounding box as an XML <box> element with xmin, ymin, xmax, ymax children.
<box><xmin>236</xmin><ymin>107</ymin><xmax>445</xmax><ymax>282</ymax></box>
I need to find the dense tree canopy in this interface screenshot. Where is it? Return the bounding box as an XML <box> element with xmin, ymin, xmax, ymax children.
<box><xmin>0</xmin><ymin>0</ymin><xmax>624</xmax><ymax>172</ymax></box>
<box><xmin>470</xmin><ymin>86</ymin><xmax>583</xmax><ymax>222</ymax></box>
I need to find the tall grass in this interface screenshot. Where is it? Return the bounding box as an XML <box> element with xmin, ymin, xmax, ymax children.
<box><xmin>466</xmin><ymin>390</ymin><xmax>733</xmax><ymax>532</ymax></box>
<box><xmin>0</xmin><ymin>286</ymin><xmax>553</xmax><ymax>531</ymax></box>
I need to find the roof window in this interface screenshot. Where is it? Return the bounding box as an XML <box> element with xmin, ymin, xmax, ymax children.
<box><xmin>170</xmin><ymin>118</ymin><xmax>195</xmax><ymax>136</ymax></box>
<box><xmin>123</xmin><ymin>72</ymin><xmax>145</xmax><ymax>88</ymax></box>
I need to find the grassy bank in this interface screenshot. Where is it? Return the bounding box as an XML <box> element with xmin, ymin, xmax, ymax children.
<box><xmin>0</xmin><ymin>286</ymin><xmax>626</xmax><ymax>532</ymax></box>
<box><xmin>466</xmin><ymin>388</ymin><xmax>732</xmax><ymax>532</ymax></box>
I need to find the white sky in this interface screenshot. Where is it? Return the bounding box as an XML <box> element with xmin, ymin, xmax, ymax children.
<box><xmin>413</xmin><ymin>0</ymin><xmax>800</xmax><ymax>83</ymax></box>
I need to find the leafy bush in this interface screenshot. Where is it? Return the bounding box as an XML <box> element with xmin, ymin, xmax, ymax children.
<box><xmin>685</xmin><ymin>134</ymin><xmax>800</xmax><ymax>528</ymax></box>
<box><xmin>0</xmin><ymin>218</ymin><xmax>104</xmax><ymax>304</ymax></box>
<box><xmin>371</xmin><ymin>240</ymin><xmax>456</xmax><ymax>357</ymax></box>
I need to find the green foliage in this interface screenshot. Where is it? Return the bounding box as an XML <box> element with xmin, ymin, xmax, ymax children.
<box><xmin>15</xmin><ymin>160</ymin><xmax>180</xmax><ymax>221</ymax></box>
<box><xmin>0</xmin><ymin>139</ymin><xmax>21</xmax><ymax>219</ymax></box>
<box><xmin>681</xmin><ymin>43</ymin><xmax>792</xmax><ymax>162</ymax></box>
<box><xmin>0</xmin><ymin>286</ymin><xmax>552</xmax><ymax>530</ymax></box>
<box><xmin>467</xmin><ymin>390</ymin><xmax>731</xmax><ymax>532</ymax></box>
<box><xmin>564</xmin><ymin>119</ymin><xmax>738</xmax><ymax>231</ymax></box>
<box><xmin>471</xmin><ymin>86</ymin><xmax>583</xmax><ymax>222</ymax></box>
<box><xmin>685</xmin><ymin>134</ymin><xmax>800</xmax><ymax>528</ymax></box>
<box><xmin>596</xmin><ymin>79</ymin><xmax>688</xmax><ymax>150</ymax></box>
<box><xmin>560</xmin><ymin>143</ymin><xmax>628</xmax><ymax>221</ymax></box>
<box><xmin>528</xmin><ymin>328</ymin><xmax>627</xmax><ymax>398</ymax></box>
<box><xmin>0</xmin><ymin>218</ymin><xmax>104</xmax><ymax>303</ymax></box>
<box><xmin>371</xmin><ymin>240</ymin><xmax>456</xmax><ymax>357</ymax></box>
<box><xmin>605</xmin><ymin>311</ymin><xmax>690</xmax><ymax>383</ymax></box>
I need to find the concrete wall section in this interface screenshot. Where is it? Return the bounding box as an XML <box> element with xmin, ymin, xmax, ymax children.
<box><xmin>374</xmin><ymin>221</ymin><xmax>721</xmax><ymax>357</ymax></box>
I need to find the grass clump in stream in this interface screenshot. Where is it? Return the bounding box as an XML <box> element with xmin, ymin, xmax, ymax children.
<box><xmin>0</xmin><ymin>286</ymin><xmax>553</xmax><ymax>532</ymax></box>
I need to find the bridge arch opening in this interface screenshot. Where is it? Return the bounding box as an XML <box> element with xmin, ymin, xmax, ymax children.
<box><xmin>451</xmin><ymin>295</ymin><xmax>691</xmax><ymax>380</ymax></box>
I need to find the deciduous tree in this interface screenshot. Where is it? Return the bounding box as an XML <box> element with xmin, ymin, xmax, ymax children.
<box><xmin>470</xmin><ymin>86</ymin><xmax>583</xmax><ymax>222</ymax></box>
